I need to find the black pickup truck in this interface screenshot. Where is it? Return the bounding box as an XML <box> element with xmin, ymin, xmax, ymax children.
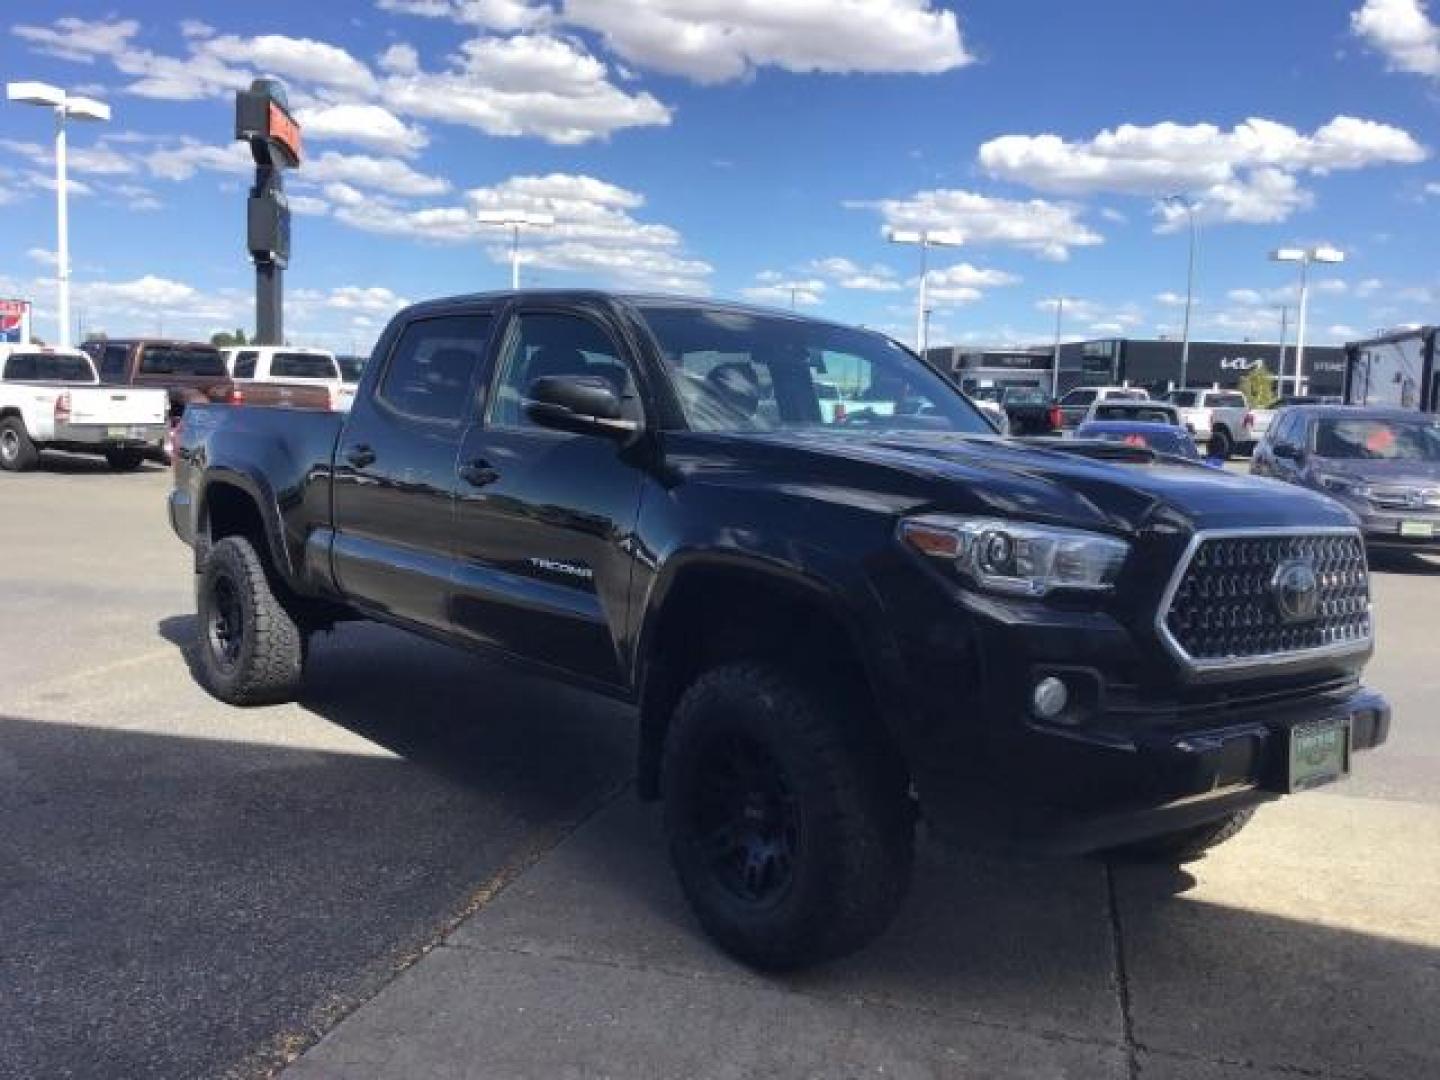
<box><xmin>170</xmin><ymin>291</ymin><xmax>1389</xmax><ymax>970</ymax></box>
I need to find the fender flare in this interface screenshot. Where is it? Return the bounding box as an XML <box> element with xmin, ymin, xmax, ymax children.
<box><xmin>196</xmin><ymin>465</ymin><xmax>296</xmax><ymax>582</ymax></box>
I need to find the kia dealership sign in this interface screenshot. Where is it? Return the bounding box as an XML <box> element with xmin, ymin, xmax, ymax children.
<box><xmin>0</xmin><ymin>299</ymin><xmax>31</xmax><ymax>344</ymax></box>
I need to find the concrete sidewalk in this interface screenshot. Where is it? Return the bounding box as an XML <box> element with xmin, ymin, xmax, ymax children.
<box><xmin>284</xmin><ymin>789</ymin><xmax>1440</xmax><ymax>1080</ymax></box>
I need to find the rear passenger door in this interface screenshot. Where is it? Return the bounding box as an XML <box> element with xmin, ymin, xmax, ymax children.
<box><xmin>331</xmin><ymin>311</ymin><xmax>495</xmax><ymax>631</ymax></box>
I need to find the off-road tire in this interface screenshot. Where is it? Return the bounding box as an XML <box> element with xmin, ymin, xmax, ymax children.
<box><xmin>196</xmin><ymin>535</ymin><xmax>305</xmax><ymax>706</ymax></box>
<box><xmin>105</xmin><ymin>448</ymin><xmax>145</xmax><ymax>471</ymax></box>
<box><xmin>0</xmin><ymin>417</ymin><xmax>39</xmax><ymax>472</ymax></box>
<box><xmin>1209</xmin><ymin>427</ymin><xmax>1234</xmax><ymax>460</ymax></box>
<box><xmin>1111</xmin><ymin>808</ymin><xmax>1255</xmax><ymax>864</ymax></box>
<box><xmin>662</xmin><ymin>662</ymin><xmax>914</xmax><ymax>971</ymax></box>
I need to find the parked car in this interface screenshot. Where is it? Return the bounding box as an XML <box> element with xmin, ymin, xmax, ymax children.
<box><xmin>83</xmin><ymin>338</ymin><xmax>237</xmax><ymax>424</ymax></box>
<box><xmin>222</xmin><ymin>346</ymin><xmax>350</xmax><ymax>411</ymax></box>
<box><xmin>337</xmin><ymin>355</ymin><xmax>368</xmax><ymax>384</ymax></box>
<box><xmin>0</xmin><ymin>344</ymin><xmax>168</xmax><ymax>471</ymax></box>
<box><xmin>1166</xmin><ymin>388</ymin><xmax>1271</xmax><ymax>459</ymax></box>
<box><xmin>1082</xmin><ymin>399</ymin><xmax>1182</xmax><ymax>427</ymax></box>
<box><xmin>1055</xmin><ymin>385</ymin><xmax>1149</xmax><ymax>430</ymax></box>
<box><xmin>171</xmin><ymin>290</ymin><xmax>1389</xmax><ymax>971</ymax></box>
<box><xmin>1074</xmin><ymin>420</ymin><xmax>1217</xmax><ymax>465</ymax></box>
<box><xmin>962</xmin><ymin>386</ymin><xmax>1011</xmax><ymax>434</ymax></box>
<box><xmin>1000</xmin><ymin>386</ymin><xmax>1061</xmax><ymax>435</ymax></box>
<box><xmin>1253</xmin><ymin>405</ymin><xmax>1440</xmax><ymax>551</ymax></box>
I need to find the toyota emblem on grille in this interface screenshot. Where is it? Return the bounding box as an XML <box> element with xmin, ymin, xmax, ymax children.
<box><xmin>1271</xmin><ymin>559</ymin><xmax>1320</xmax><ymax>624</ymax></box>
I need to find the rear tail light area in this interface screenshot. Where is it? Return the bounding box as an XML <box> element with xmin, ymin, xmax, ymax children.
<box><xmin>1243</xmin><ymin>411</ymin><xmax>1255</xmax><ymax>431</ymax></box>
<box><xmin>54</xmin><ymin>391</ymin><xmax>72</xmax><ymax>424</ymax></box>
<box><xmin>1048</xmin><ymin>404</ymin><xmax>1063</xmax><ymax>431</ymax></box>
<box><xmin>226</xmin><ymin>386</ymin><xmax>245</xmax><ymax>406</ymax></box>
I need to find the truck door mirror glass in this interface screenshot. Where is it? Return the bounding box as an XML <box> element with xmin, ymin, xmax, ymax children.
<box><xmin>525</xmin><ymin>375</ymin><xmax>637</xmax><ymax>438</ymax></box>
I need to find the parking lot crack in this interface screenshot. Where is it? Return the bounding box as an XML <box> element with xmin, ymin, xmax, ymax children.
<box><xmin>1104</xmin><ymin>859</ymin><xmax>1140</xmax><ymax>1080</ymax></box>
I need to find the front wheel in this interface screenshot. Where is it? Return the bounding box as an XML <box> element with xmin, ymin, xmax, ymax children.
<box><xmin>196</xmin><ymin>535</ymin><xmax>305</xmax><ymax>706</ymax></box>
<box><xmin>661</xmin><ymin>662</ymin><xmax>914</xmax><ymax>971</ymax></box>
<box><xmin>0</xmin><ymin>417</ymin><xmax>39</xmax><ymax>472</ymax></box>
<box><xmin>1109</xmin><ymin>808</ymin><xmax>1255</xmax><ymax>864</ymax></box>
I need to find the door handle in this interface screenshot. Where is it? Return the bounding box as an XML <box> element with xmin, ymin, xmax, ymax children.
<box><xmin>459</xmin><ymin>458</ymin><xmax>500</xmax><ymax>487</ymax></box>
<box><xmin>345</xmin><ymin>444</ymin><xmax>376</xmax><ymax>469</ymax></box>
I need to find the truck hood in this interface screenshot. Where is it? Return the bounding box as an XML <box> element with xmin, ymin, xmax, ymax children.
<box><xmin>741</xmin><ymin>430</ymin><xmax>1353</xmax><ymax>536</ymax></box>
<box><xmin>1311</xmin><ymin>457</ymin><xmax>1440</xmax><ymax>485</ymax></box>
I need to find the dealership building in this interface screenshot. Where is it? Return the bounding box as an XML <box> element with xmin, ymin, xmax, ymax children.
<box><xmin>925</xmin><ymin>338</ymin><xmax>1348</xmax><ymax>399</ymax></box>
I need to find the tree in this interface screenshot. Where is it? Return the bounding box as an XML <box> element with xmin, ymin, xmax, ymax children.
<box><xmin>1238</xmin><ymin>361</ymin><xmax>1277</xmax><ymax>409</ymax></box>
<box><xmin>211</xmin><ymin>328</ymin><xmax>248</xmax><ymax>348</ymax></box>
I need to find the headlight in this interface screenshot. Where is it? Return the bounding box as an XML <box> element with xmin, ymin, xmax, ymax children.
<box><xmin>1318</xmin><ymin>474</ymin><xmax>1371</xmax><ymax>499</ymax></box>
<box><xmin>900</xmin><ymin>514</ymin><xmax>1129</xmax><ymax>596</ymax></box>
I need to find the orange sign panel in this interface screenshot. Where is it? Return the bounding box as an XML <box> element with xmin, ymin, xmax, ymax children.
<box><xmin>268</xmin><ymin>101</ymin><xmax>302</xmax><ymax>165</ymax></box>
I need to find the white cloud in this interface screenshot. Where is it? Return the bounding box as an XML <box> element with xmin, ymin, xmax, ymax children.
<box><xmin>202</xmin><ymin>34</ymin><xmax>378</xmax><ymax>94</ymax></box>
<box><xmin>296</xmin><ymin>103</ymin><xmax>429</xmax><ymax>156</ymax></box>
<box><xmin>143</xmin><ymin>139</ymin><xmax>254</xmax><ymax>181</ymax></box>
<box><xmin>1356</xmin><ymin>277</ymin><xmax>1385</xmax><ymax>297</ymax></box>
<box><xmin>807</xmin><ymin>257</ymin><xmax>903</xmax><ymax>292</ymax></box>
<box><xmin>0</xmin><ymin>138</ymin><xmax>136</xmax><ymax>177</ymax></box>
<box><xmin>292</xmin><ymin>285</ymin><xmax>412</xmax><ymax>314</ymax></box>
<box><xmin>980</xmin><ymin>115</ymin><xmax>1426</xmax><ymax>227</ymax></box>
<box><xmin>307</xmin><ymin>151</ymin><xmax>451</xmax><ymax>197</ymax></box>
<box><xmin>381</xmin><ymin>33</ymin><xmax>671</xmax><ymax>144</ymax></box>
<box><xmin>287</xmin><ymin>194</ymin><xmax>330</xmax><ymax>216</ymax></box>
<box><xmin>1353</xmin><ymin>0</ymin><xmax>1440</xmax><ymax>78</ymax></box>
<box><xmin>1226</xmin><ymin>278</ymin><xmax>1348</xmax><ymax>306</ymax></box>
<box><xmin>560</xmin><ymin>0</ymin><xmax>970</xmax><ymax>83</ymax></box>
<box><xmin>27</xmin><ymin>248</ymin><xmax>57</xmax><ymax>267</ymax></box>
<box><xmin>741</xmin><ymin>276</ymin><xmax>826</xmax><ymax>307</ymax></box>
<box><xmin>1154</xmin><ymin>291</ymin><xmax>1189</xmax><ymax>306</ymax></box>
<box><xmin>1099</xmin><ymin>207</ymin><xmax>1128</xmax><ymax>223</ymax></box>
<box><xmin>856</xmin><ymin>188</ymin><xmax>1104</xmax><ymax>261</ymax></box>
<box><xmin>378</xmin><ymin>0</ymin><xmax>554</xmax><ymax>30</ymax></box>
<box><xmin>13</xmin><ymin>17</ymin><xmax>139</xmax><ymax>62</ymax></box>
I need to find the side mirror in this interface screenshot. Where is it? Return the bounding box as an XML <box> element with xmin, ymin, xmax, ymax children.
<box><xmin>525</xmin><ymin>375</ymin><xmax>637</xmax><ymax>439</ymax></box>
<box><xmin>1273</xmin><ymin>443</ymin><xmax>1303</xmax><ymax>462</ymax></box>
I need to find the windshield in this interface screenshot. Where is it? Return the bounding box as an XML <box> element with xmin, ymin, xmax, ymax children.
<box><xmin>3</xmin><ymin>352</ymin><xmax>95</xmax><ymax>382</ymax></box>
<box><xmin>1002</xmin><ymin>388</ymin><xmax>1048</xmax><ymax>405</ymax></box>
<box><xmin>1313</xmin><ymin>417</ymin><xmax>1440</xmax><ymax>462</ymax></box>
<box><xmin>1167</xmin><ymin>391</ymin><xmax>1198</xmax><ymax>407</ymax></box>
<box><xmin>639</xmin><ymin>305</ymin><xmax>992</xmax><ymax>435</ymax></box>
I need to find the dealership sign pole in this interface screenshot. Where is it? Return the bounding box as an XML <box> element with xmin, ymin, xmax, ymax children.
<box><xmin>235</xmin><ymin>79</ymin><xmax>301</xmax><ymax>345</ymax></box>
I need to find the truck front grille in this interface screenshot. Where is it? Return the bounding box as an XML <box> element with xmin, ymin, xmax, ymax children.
<box><xmin>1159</xmin><ymin>529</ymin><xmax>1371</xmax><ymax>671</ymax></box>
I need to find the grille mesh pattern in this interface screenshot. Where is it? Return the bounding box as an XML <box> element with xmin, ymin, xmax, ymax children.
<box><xmin>1164</xmin><ymin>533</ymin><xmax>1370</xmax><ymax>664</ymax></box>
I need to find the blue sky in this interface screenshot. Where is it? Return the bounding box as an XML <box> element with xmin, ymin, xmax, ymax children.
<box><xmin>2</xmin><ymin>0</ymin><xmax>1438</xmax><ymax>353</ymax></box>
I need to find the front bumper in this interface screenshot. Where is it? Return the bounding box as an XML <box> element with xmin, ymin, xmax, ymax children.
<box><xmin>1350</xmin><ymin>506</ymin><xmax>1440</xmax><ymax>550</ymax></box>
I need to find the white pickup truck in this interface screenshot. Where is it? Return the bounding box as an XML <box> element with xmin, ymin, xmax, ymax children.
<box><xmin>222</xmin><ymin>346</ymin><xmax>353</xmax><ymax>411</ymax></box>
<box><xmin>0</xmin><ymin>345</ymin><xmax>169</xmax><ymax>471</ymax></box>
<box><xmin>1165</xmin><ymin>388</ymin><xmax>1273</xmax><ymax>458</ymax></box>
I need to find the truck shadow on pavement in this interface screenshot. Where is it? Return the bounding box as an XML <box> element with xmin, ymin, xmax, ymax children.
<box><xmin>120</xmin><ymin>614</ymin><xmax>1440</xmax><ymax>1080</ymax></box>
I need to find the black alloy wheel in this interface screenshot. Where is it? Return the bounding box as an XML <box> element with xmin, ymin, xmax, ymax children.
<box><xmin>691</xmin><ymin>734</ymin><xmax>801</xmax><ymax>907</ymax></box>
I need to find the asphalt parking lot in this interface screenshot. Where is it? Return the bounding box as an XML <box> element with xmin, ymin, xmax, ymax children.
<box><xmin>2</xmin><ymin>458</ymin><xmax>1438</xmax><ymax>1080</ymax></box>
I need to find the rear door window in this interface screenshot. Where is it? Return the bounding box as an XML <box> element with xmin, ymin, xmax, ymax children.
<box><xmin>377</xmin><ymin>315</ymin><xmax>493</xmax><ymax>423</ymax></box>
<box><xmin>99</xmin><ymin>345</ymin><xmax>129</xmax><ymax>381</ymax></box>
<box><xmin>232</xmin><ymin>351</ymin><xmax>259</xmax><ymax>378</ymax></box>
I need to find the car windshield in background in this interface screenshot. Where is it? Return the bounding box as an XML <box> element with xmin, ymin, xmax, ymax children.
<box><xmin>1082</xmin><ymin>426</ymin><xmax>1199</xmax><ymax>459</ymax></box>
<box><xmin>1002</xmin><ymin>388</ymin><xmax>1048</xmax><ymax>405</ymax></box>
<box><xmin>1111</xmin><ymin>389</ymin><xmax>1150</xmax><ymax>401</ymax></box>
<box><xmin>1313</xmin><ymin>417</ymin><xmax>1440</xmax><ymax>462</ymax></box>
<box><xmin>1094</xmin><ymin>403</ymin><xmax>1178</xmax><ymax>424</ymax></box>
<box><xmin>140</xmin><ymin>346</ymin><xmax>225</xmax><ymax>377</ymax></box>
<box><xmin>639</xmin><ymin>306</ymin><xmax>993</xmax><ymax>435</ymax></box>
<box><xmin>337</xmin><ymin>356</ymin><xmax>367</xmax><ymax>383</ymax></box>
<box><xmin>271</xmin><ymin>352</ymin><xmax>340</xmax><ymax>379</ymax></box>
<box><xmin>3</xmin><ymin>352</ymin><xmax>94</xmax><ymax>382</ymax></box>
<box><xmin>1209</xmin><ymin>392</ymin><xmax>1247</xmax><ymax>409</ymax></box>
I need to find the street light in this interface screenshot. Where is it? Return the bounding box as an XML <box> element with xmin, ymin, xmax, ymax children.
<box><xmin>1270</xmin><ymin>245</ymin><xmax>1344</xmax><ymax>395</ymax></box>
<box><xmin>887</xmin><ymin>228</ymin><xmax>962</xmax><ymax>357</ymax></box>
<box><xmin>6</xmin><ymin>81</ymin><xmax>111</xmax><ymax>348</ymax></box>
<box><xmin>475</xmin><ymin>209</ymin><xmax>555</xmax><ymax>290</ymax></box>
<box><xmin>1048</xmin><ymin>297</ymin><xmax>1068</xmax><ymax>397</ymax></box>
<box><xmin>1163</xmin><ymin>195</ymin><xmax>1198</xmax><ymax>390</ymax></box>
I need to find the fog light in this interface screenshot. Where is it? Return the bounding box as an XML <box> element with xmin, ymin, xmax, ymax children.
<box><xmin>1032</xmin><ymin>676</ymin><xmax>1069</xmax><ymax>720</ymax></box>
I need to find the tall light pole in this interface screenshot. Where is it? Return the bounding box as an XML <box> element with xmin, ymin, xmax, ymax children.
<box><xmin>476</xmin><ymin>209</ymin><xmax>555</xmax><ymax>289</ymax></box>
<box><xmin>1049</xmin><ymin>297</ymin><xmax>1067</xmax><ymax>396</ymax></box>
<box><xmin>1270</xmin><ymin>245</ymin><xmax>1344</xmax><ymax>394</ymax></box>
<box><xmin>1276</xmin><ymin>305</ymin><xmax>1290</xmax><ymax>397</ymax></box>
<box><xmin>6</xmin><ymin>82</ymin><xmax>111</xmax><ymax>348</ymax></box>
<box><xmin>887</xmin><ymin>228</ymin><xmax>962</xmax><ymax>357</ymax></box>
<box><xmin>1163</xmin><ymin>194</ymin><xmax>1197</xmax><ymax>390</ymax></box>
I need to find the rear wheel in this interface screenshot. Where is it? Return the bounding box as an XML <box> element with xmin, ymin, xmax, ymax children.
<box><xmin>1209</xmin><ymin>427</ymin><xmax>1234</xmax><ymax>460</ymax></box>
<box><xmin>1110</xmin><ymin>808</ymin><xmax>1255</xmax><ymax>863</ymax></box>
<box><xmin>196</xmin><ymin>535</ymin><xmax>305</xmax><ymax>706</ymax></box>
<box><xmin>662</xmin><ymin>662</ymin><xmax>913</xmax><ymax>971</ymax></box>
<box><xmin>0</xmin><ymin>417</ymin><xmax>39</xmax><ymax>472</ymax></box>
<box><xmin>104</xmin><ymin>448</ymin><xmax>144</xmax><ymax>471</ymax></box>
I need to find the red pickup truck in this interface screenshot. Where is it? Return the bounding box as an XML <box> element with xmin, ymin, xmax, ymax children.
<box><xmin>84</xmin><ymin>339</ymin><xmax>238</xmax><ymax>423</ymax></box>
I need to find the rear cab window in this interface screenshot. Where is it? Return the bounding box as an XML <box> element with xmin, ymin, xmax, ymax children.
<box><xmin>270</xmin><ymin>352</ymin><xmax>340</xmax><ymax>380</ymax></box>
<box><xmin>3</xmin><ymin>352</ymin><xmax>95</xmax><ymax>382</ymax></box>
<box><xmin>139</xmin><ymin>345</ymin><xmax>226</xmax><ymax>377</ymax></box>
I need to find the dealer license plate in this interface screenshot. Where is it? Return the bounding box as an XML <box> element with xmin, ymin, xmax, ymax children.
<box><xmin>107</xmin><ymin>426</ymin><xmax>128</xmax><ymax>438</ymax></box>
<box><xmin>1288</xmin><ymin>718</ymin><xmax>1351</xmax><ymax>793</ymax></box>
<box><xmin>1399</xmin><ymin>520</ymin><xmax>1435</xmax><ymax>539</ymax></box>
